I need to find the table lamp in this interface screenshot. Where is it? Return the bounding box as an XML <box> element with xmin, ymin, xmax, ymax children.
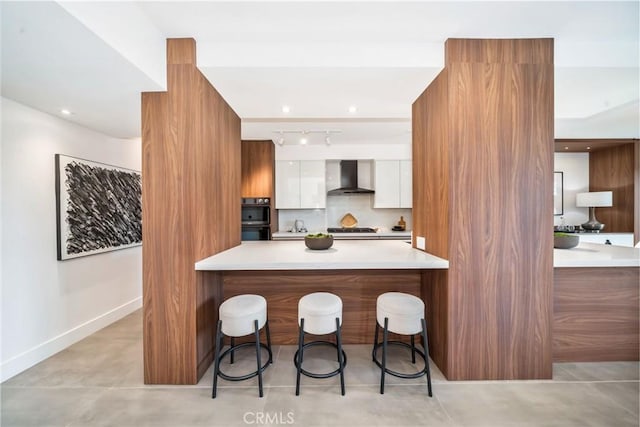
<box><xmin>575</xmin><ymin>191</ymin><xmax>613</xmax><ymax>231</ymax></box>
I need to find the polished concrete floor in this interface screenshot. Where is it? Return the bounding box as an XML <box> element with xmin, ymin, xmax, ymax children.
<box><xmin>2</xmin><ymin>310</ymin><xmax>638</xmax><ymax>427</ymax></box>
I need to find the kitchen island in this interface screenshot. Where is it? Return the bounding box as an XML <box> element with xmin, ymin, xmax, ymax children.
<box><xmin>196</xmin><ymin>240</ymin><xmax>448</xmax><ymax>348</ymax></box>
<box><xmin>553</xmin><ymin>242</ymin><xmax>639</xmax><ymax>362</ymax></box>
<box><xmin>194</xmin><ymin>240</ymin><xmax>638</xmax><ymax>381</ymax></box>
<box><xmin>196</xmin><ymin>240</ymin><xmax>446</xmax><ymax>270</ymax></box>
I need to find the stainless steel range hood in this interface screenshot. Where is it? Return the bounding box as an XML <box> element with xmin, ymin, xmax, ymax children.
<box><xmin>327</xmin><ymin>160</ymin><xmax>374</xmax><ymax>195</ymax></box>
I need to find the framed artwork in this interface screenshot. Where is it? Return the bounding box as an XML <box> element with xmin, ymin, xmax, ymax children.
<box><xmin>55</xmin><ymin>154</ymin><xmax>142</xmax><ymax>260</ymax></box>
<box><xmin>553</xmin><ymin>171</ymin><xmax>563</xmax><ymax>216</ymax></box>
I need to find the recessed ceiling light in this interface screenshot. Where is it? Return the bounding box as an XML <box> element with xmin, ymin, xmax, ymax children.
<box><xmin>586</xmin><ymin>146</ymin><xmax>591</xmax><ymax>150</ymax></box>
<box><xmin>61</xmin><ymin>109</ymin><xmax>72</xmax><ymax>115</ymax></box>
<box><xmin>348</xmin><ymin>105</ymin><xmax>357</xmax><ymax>113</ymax></box>
<box><xmin>564</xmin><ymin>146</ymin><xmax>569</xmax><ymax>150</ymax></box>
<box><xmin>282</xmin><ymin>105</ymin><xmax>290</xmax><ymax>113</ymax></box>
<box><xmin>300</xmin><ymin>137</ymin><xmax>308</xmax><ymax>145</ymax></box>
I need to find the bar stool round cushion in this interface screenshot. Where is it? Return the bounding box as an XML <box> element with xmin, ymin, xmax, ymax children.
<box><xmin>298</xmin><ymin>292</ymin><xmax>342</xmax><ymax>335</ymax></box>
<box><xmin>377</xmin><ymin>292</ymin><xmax>424</xmax><ymax>335</ymax></box>
<box><xmin>220</xmin><ymin>294</ymin><xmax>267</xmax><ymax>337</ymax></box>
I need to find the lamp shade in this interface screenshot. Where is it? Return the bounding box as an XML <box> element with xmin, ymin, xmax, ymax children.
<box><xmin>576</xmin><ymin>191</ymin><xmax>613</xmax><ymax>207</ymax></box>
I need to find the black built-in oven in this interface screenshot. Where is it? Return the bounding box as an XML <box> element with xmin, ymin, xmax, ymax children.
<box><xmin>241</xmin><ymin>197</ymin><xmax>271</xmax><ymax>241</ymax></box>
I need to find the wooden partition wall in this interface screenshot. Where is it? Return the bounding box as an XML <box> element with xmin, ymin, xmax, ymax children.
<box><xmin>142</xmin><ymin>38</ymin><xmax>241</xmax><ymax>384</ymax></box>
<box><xmin>413</xmin><ymin>39</ymin><xmax>554</xmax><ymax>380</ymax></box>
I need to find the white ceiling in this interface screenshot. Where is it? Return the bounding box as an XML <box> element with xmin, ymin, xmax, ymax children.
<box><xmin>2</xmin><ymin>1</ymin><xmax>638</xmax><ymax>144</ymax></box>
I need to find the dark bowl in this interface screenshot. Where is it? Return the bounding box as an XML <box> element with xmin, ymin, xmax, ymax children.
<box><xmin>554</xmin><ymin>234</ymin><xmax>579</xmax><ymax>249</ymax></box>
<box><xmin>304</xmin><ymin>236</ymin><xmax>334</xmax><ymax>250</ymax></box>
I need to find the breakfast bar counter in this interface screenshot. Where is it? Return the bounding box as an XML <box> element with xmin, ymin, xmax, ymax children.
<box><xmin>195</xmin><ymin>240</ymin><xmax>448</xmax><ymax>362</ymax></box>
<box><xmin>553</xmin><ymin>242</ymin><xmax>639</xmax><ymax>267</ymax></box>
<box><xmin>195</xmin><ymin>240</ymin><xmax>448</xmax><ymax>270</ymax></box>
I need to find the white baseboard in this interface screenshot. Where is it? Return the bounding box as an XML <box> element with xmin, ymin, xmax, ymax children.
<box><xmin>0</xmin><ymin>297</ymin><xmax>142</xmax><ymax>383</ymax></box>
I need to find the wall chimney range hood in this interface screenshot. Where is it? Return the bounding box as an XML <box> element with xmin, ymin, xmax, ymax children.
<box><xmin>327</xmin><ymin>160</ymin><xmax>374</xmax><ymax>195</ymax></box>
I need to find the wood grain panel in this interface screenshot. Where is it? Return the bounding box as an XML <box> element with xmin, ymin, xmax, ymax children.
<box><xmin>412</xmin><ymin>69</ymin><xmax>449</xmax><ymax>259</ymax></box>
<box><xmin>241</xmin><ymin>140</ymin><xmax>275</xmax><ymax>198</ymax></box>
<box><xmin>445</xmin><ymin>38</ymin><xmax>553</xmax><ymax>64</ymax></box>
<box><xmin>636</xmin><ymin>143</ymin><xmax>640</xmax><ymax>245</ymax></box>
<box><xmin>590</xmin><ymin>143</ymin><xmax>635</xmax><ymax>233</ymax></box>
<box><xmin>142</xmin><ymin>91</ymin><xmax>181</xmax><ymax>384</ymax></box>
<box><xmin>142</xmin><ymin>38</ymin><xmax>241</xmax><ymax>384</ymax></box>
<box><xmin>412</xmin><ymin>38</ymin><xmax>554</xmax><ymax>380</ymax></box>
<box><xmin>167</xmin><ymin>38</ymin><xmax>196</xmax><ymax>65</ymax></box>
<box><xmin>222</xmin><ymin>270</ymin><xmax>423</xmax><ymax>344</ymax></box>
<box><xmin>421</xmin><ymin>270</ymin><xmax>449</xmax><ymax>378</ymax></box>
<box><xmin>196</xmin><ymin>272</ymin><xmax>224</xmax><ymax>379</ymax></box>
<box><xmin>553</xmin><ymin>267</ymin><xmax>639</xmax><ymax>362</ymax></box>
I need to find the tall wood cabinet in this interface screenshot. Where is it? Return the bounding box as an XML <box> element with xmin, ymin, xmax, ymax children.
<box><xmin>241</xmin><ymin>140</ymin><xmax>277</xmax><ymax>232</ymax></box>
<box><xmin>241</xmin><ymin>140</ymin><xmax>275</xmax><ymax>197</ymax></box>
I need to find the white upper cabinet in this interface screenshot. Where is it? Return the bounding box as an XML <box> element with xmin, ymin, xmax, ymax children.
<box><xmin>374</xmin><ymin>160</ymin><xmax>412</xmax><ymax>208</ymax></box>
<box><xmin>276</xmin><ymin>160</ymin><xmax>326</xmax><ymax>209</ymax></box>
<box><xmin>399</xmin><ymin>160</ymin><xmax>412</xmax><ymax>208</ymax></box>
<box><xmin>275</xmin><ymin>160</ymin><xmax>301</xmax><ymax>209</ymax></box>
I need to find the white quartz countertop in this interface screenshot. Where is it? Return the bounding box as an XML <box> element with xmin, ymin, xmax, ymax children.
<box><xmin>554</xmin><ymin>242</ymin><xmax>640</xmax><ymax>267</ymax></box>
<box><xmin>195</xmin><ymin>240</ymin><xmax>448</xmax><ymax>271</ymax></box>
<box><xmin>272</xmin><ymin>231</ymin><xmax>411</xmax><ymax>240</ymax></box>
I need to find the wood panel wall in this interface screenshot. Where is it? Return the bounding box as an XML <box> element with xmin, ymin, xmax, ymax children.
<box><xmin>222</xmin><ymin>270</ymin><xmax>423</xmax><ymax>345</ymax></box>
<box><xmin>142</xmin><ymin>38</ymin><xmax>241</xmax><ymax>384</ymax></box>
<box><xmin>553</xmin><ymin>267</ymin><xmax>639</xmax><ymax>362</ymax></box>
<box><xmin>636</xmin><ymin>143</ymin><xmax>640</xmax><ymax>245</ymax></box>
<box><xmin>589</xmin><ymin>143</ymin><xmax>636</xmax><ymax>233</ymax></box>
<box><xmin>413</xmin><ymin>38</ymin><xmax>554</xmax><ymax>380</ymax></box>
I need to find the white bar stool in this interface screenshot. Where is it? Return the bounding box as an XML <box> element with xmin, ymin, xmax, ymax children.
<box><xmin>294</xmin><ymin>292</ymin><xmax>346</xmax><ymax>396</ymax></box>
<box><xmin>372</xmin><ymin>292</ymin><xmax>433</xmax><ymax>396</ymax></box>
<box><xmin>212</xmin><ymin>294</ymin><xmax>272</xmax><ymax>398</ymax></box>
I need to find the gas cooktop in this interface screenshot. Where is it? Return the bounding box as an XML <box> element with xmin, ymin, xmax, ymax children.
<box><xmin>327</xmin><ymin>227</ymin><xmax>377</xmax><ymax>233</ymax></box>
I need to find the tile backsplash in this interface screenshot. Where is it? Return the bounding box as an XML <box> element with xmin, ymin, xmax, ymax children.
<box><xmin>278</xmin><ymin>193</ymin><xmax>412</xmax><ymax>233</ymax></box>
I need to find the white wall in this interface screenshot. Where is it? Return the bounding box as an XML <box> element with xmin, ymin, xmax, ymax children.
<box><xmin>1</xmin><ymin>98</ymin><xmax>142</xmax><ymax>381</ymax></box>
<box><xmin>554</xmin><ymin>152</ymin><xmax>590</xmax><ymax>227</ymax></box>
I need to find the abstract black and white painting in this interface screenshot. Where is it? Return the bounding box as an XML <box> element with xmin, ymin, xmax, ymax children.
<box><xmin>55</xmin><ymin>154</ymin><xmax>142</xmax><ymax>260</ymax></box>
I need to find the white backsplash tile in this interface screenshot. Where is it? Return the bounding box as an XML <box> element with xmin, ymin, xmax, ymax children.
<box><xmin>277</xmin><ymin>194</ymin><xmax>412</xmax><ymax>232</ymax></box>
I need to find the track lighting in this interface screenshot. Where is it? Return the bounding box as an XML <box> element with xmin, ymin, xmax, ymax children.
<box><xmin>273</xmin><ymin>129</ymin><xmax>341</xmax><ymax>145</ymax></box>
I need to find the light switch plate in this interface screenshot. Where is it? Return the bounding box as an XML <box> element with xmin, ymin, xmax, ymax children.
<box><xmin>416</xmin><ymin>236</ymin><xmax>426</xmax><ymax>250</ymax></box>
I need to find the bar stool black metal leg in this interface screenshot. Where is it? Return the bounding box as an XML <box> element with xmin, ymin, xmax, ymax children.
<box><xmin>265</xmin><ymin>320</ymin><xmax>273</xmax><ymax>364</ymax></box>
<box><xmin>421</xmin><ymin>318</ymin><xmax>432</xmax><ymax>397</ymax></box>
<box><xmin>380</xmin><ymin>317</ymin><xmax>389</xmax><ymax>394</ymax></box>
<box><xmin>212</xmin><ymin>320</ymin><xmax>223</xmax><ymax>399</ymax></box>
<box><xmin>230</xmin><ymin>337</ymin><xmax>235</xmax><ymax>364</ymax></box>
<box><xmin>295</xmin><ymin>318</ymin><xmax>305</xmax><ymax>396</ymax></box>
<box><xmin>254</xmin><ymin>319</ymin><xmax>264</xmax><ymax>397</ymax></box>
<box><xmin>373</xmin><ymin>321</ymin><xmax>379</xmax><ymax>361</ymax></box>
<box><xmin>335</xmin><ymin>317</ymin><xmax>346</xmax><ymax>396</ymax></box>
<box><xmin>410</xmin><ymin>335</ymin><xmax>416</xmax><ymax>364</ymax></box>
